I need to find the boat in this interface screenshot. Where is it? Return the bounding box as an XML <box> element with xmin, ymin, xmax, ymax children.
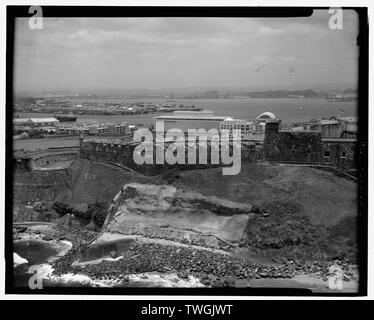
<box><xmin>54</xmin><ymin>114</ymin><xmax>77</xmax><ymax>122</ymax></box>
<box><xmin>297</xmin><ymin>106</ymin><xmax>303</xmax><ymax>110</ymax></box>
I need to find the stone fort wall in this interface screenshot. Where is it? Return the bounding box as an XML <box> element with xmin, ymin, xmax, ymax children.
<box><xmin>79</xmin><ymin>139</ymin><xmax>263</xmax><ymax>175</ymax></box>
<box><xmin>263</xmin><ymin>120</ymin><xmax>357</xmax><ymax>172</ymax></box>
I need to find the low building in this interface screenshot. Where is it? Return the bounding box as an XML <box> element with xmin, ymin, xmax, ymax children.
<box><xmin>107</xmin><ymin>123</ymin><xmax>128</xmax><ymax>135</ymax></box>
<box><xmin>320</xmin><ymin>119</ymin><xmax>342</xmax><ymax>138</ymax></box>
<box><xmin>306</xmin><ymin>116</ymin><xmax>358</xmax><ymax>139</ymax></box>
<box><xmin>56</xmin><ymin>125</ymin><xmax>90</xmax><ymax>135</ymax></box>
<box><xmin>220</xmin><ymin>118</ymin><xmax>254</xmax><ymax>135</ymax></box>
<box><xmin>340</xmin><ymin>116</ymin><xmax>358</xmax><ymax>132</ymax></box>
<box><xmin>56</xmin><ymin>122</ymin><xmax>128</xmax><ymax>136</ymax></box>
<box><xmin>13</xmin><ymin>117</ymin><xmax>60</xmax><ymax>127</ymax></box>
<box><xmin>29</xmin><ymin>118</ymin><xmax>60</xmax><ymax>126</ymax></box>
<box><xmin>13</xmin><ymin>118</ymin><xmax>31</xmax><ymax>127</ymax></box>
<box><xmin>154</xmin><ymin>110</ymin><xmax>228</xmax><ymax>132</ymax></box>
<box><xmin>14</xmin><ymin>132</ymin><xmax>29</xmax><ymax>140</ymax></box>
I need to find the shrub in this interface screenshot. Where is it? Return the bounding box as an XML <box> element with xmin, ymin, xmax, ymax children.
<box><xmin>52</xmin><ymin>201</ymin><xmax>74</xmax><ymax>217</ymax></box>
<box><xmin>88</xmin><ymin>202</ymin><xmax>109</xmax><ymax>228</ymax></box>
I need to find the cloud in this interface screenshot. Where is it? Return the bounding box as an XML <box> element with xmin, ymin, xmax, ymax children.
<box><xmin>13</xmin><ymin>9</ymin><xmax>359</xmax><ymax>90</ymax></box>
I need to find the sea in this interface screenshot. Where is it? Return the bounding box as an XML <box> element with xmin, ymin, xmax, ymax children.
<box><xmin>16</xmin><ymin>98</ymin><xmax>357</xmax><ymax>125</ymax></box>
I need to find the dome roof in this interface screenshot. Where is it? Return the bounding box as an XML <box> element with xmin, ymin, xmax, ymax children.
<box><xmin>256</xmin><ymin>112</ymin><xmax>276</xmax><ymax>120</ymax></box>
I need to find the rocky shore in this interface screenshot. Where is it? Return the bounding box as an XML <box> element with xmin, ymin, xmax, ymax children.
<box><xmin>13</xmin><ymin>223</ymin><xmax>358</xmax><ymax>290</ymax></box>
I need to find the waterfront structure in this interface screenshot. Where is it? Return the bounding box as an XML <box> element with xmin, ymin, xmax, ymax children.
<box><xmin>220</xmin><ymin>117</ymin><xmax>254</xmax><ymax>135</ymax></box>
<box><xmin>56</xmin><ymin>122</ymin><xmax>128</xmax><ymax>136</ymax></box>
<box><xmin>13</xmin><ymin>118</ymin><xmax>60</xmax><ymax>127</ymax></box>
<box><xmin>302</xmin><ymin>116</ymin><xmax>358</xmax><ymax>139</ymax></box>
<box><xmin>154</xmin><ymin>110</ymin><xmax>228</xmax><ymax>132</ymax></box>
<box><xmin>254</xmin><ymin>111</ymin><xmax>277</xmax><ymax>132</ymax></box>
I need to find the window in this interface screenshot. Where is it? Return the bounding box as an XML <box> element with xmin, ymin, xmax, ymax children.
<box><xmin>341</xmin><ymin>151</ymin><xmax>347</xmax><ymax>159</ymax></box>
<box><xmin>324</xmin><ymin>150</ymin><xmax>330</xmax><ymax>158</ymax></box>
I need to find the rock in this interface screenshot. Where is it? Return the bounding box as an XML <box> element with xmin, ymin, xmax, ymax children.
<box><xmin>85</xmin><ymin>221</ymin><xmax>97</xmax><ymax>232</ymax></box>
<box><xmin>281</xmin><ymin>257</ymin><xmax>289</xmax><ymax>264</ymax></box>
<box><xmin>235</xmin><ymin>279</ymin><xmax>248</xmax><ymax>288</ymax></box>
<box><xmin>73</xmin><ymin>203</ymin><xmax>88</xmax><ymax>213</ymax></box>
<box><xmin>13</xmin><ymin>252</ymin><xmax>29</xmax><ymax>275</ymax></box>
<box><xmin>42</xmin><ymin>235</ymin><xmax>54</xmax><ymax>241</ymax></box>
<box><xmin>110</xmin><ymin>250</ymin><xmax>118</xmax><ymax>258</ymax></box>
<box><xmin>224</xmin><ymin>277</ymin><xmax>236</xmax><ymax>287</ymax></box>
<box><xmin>252</xmin><ymin>206</ymin><xmax>261</xmax><ymax>214</ymax></box>
<box><xmin>16</xmin><ymin>226</ymin><xmax>27</xmax><ymax>233</ymax></box>
<box><xmin>212</xmin><ymin>279</ymin><xmax>225</xmax><ymax>287</ymax></box>
<box><xmin>201</xmin><ymin>279</ymin><xmax>211</xmax><ymax>286</ymax></box>
<box><xmin>247</xmin><ymin>213</ymin><xmax>255</xmax><ymax>220</ymax></box>
<box><xmin>259</xmin><ymin>272</ymin><xmax>268</xmax><ymax>278</ymax></box>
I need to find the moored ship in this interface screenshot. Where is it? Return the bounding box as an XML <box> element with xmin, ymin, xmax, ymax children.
<box><xmin>54</xmin><ymin>114</ymin><xmax>77</xmax><ymax>122</ymax></box>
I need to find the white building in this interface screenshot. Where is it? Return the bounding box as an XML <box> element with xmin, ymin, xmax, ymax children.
<box><xmin>56</xmin><ymin>122</ymin><xmax>128</xmax><ymax>136</ymax></box>
<box><xmin>220</xmin><ymin>117</ymin><xmax>254</xmax><ymax>134</ymax></box>
<box><xmin>154</xmin><ymin>110</ymin><xmax>228</xmax><ymax>132</ymax></box>
<box><xmin>339</xmin><ymin>116</ymin><xmax>358</xmax><ymax>132</ymax></box>
<box><xmin>29</xmin><ymin>118</ymin><xmax>60</xmax><ymax>126</ymax></box>
<box><xmin>13</xmin><ymin>117</ymin><xmax>60</xmax><ymax>127</ymax></box>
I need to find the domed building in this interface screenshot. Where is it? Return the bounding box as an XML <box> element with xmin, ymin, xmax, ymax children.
<box><xmin>256</xmin><ymin>112</ymin><xmax>277</xmax><ymax>121</ymax></box>
<box><xmin>255</xmin><ymin>112</ymin><xmax>277</xmax><ymax>132</ymax></box>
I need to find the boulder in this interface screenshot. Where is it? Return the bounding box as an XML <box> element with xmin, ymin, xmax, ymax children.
<box><xmin>13</xmin><ymin>252</ymin><xmax>29</xmax><ymax>275</ymax></box>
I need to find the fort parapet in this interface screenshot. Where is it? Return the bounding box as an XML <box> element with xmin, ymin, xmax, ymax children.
<box><xmin>263</xmin><ymin>120</ymin><xmax>357</xmax><ymax>173</ymax></box>
<box><xmin>79</xmin><ymin>138</ymin><xmax>263</xmax><ymax>175</ymax></box>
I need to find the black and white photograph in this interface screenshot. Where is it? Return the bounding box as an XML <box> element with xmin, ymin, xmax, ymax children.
<box><xmin>4</xmin><ymin>5</ymin><xmax>368</xmax><ymax>297</ymax></box>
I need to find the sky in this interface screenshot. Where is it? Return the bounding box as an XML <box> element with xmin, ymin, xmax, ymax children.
<box><xmin>13</xmin><ymin>9</ymin><xmax>359</xmax><ymax>92</ymax></box>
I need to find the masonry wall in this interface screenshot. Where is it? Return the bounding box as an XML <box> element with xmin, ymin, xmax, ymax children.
<box><xmin>321</xmin><ymin>140</ymin><xmax>357</xmax><ymax>171</ymax></box>
<box><xmin>80</xmin><ymin>139</ymin><xmax>260</xmax><ymax>175</ymax></box>
<box><xmin>33</xmin><ymin>152</ymin><xmax>78</xmax><ymax>168</ymax></box>
<box><xmin>264</xmin><ymin>121</ymin><xmax>357</xmax><ymax>172</ymax></box>
<box><xmin>273</xmin><ymin>131</ymin><xmax>322</xmax><ymax>163</ymax></box>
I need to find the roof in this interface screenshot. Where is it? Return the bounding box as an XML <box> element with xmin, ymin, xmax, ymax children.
<box><xmin>320</xmin><ymin>119</ymin><xmax>339</xmax><ymax>125</ymax></box>
<box><xmin>155</xmin><ymin>115</ymin><xmax>228</xmax><ymax>120</ymax></box>
<box><xmin>339</xmin><ymin>116</ymin><xmax>358</xmax><ymax>122</ymax></box>
<box><xmin>322</xmin><ymin>138</ymin><xmax>357</xmax><ymax>142</ymax></box>
<box><xmin>221</xmin><ymin>117</ymin><xmax>252</xmax><ymax>123</ymax></box>
<box><xmin>155</xmin><ymin>110</ymin><xmax>227</xmax><ymax>120</ymax></box>
<box><xmin>256</xmin><ymin>112</ymin><xmax>276</xmax><ymax>120</ymax></box>
<box><xmin>29</xmin><ymin>118</ymin><xmax>60</xmax><ymax>123</ymax></box>
<box><xmin>13</xmin><ymin>118</ymin><xmax>30</xmax><ymax>123</ymax></box>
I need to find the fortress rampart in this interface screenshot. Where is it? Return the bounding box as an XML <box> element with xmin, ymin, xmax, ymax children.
<box><xmin>263</xmin><ymin>120</ymin><xmax>358</xmax><ymax>173</ymax></box>
<box><xmin>79</xmin><ymin>139</ymin><xmax>263</xmax><ymax>175</ymax></box>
